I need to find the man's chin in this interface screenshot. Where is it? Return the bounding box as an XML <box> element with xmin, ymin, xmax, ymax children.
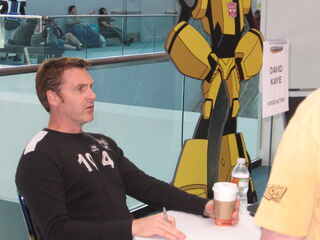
<box><xmin>83</xmin><ymin>114</ymin><xmax>94</xmax><ymax>124</ymax></box>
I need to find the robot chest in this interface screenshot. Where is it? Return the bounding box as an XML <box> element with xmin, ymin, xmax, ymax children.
<box><xmin>210</xmin><ymin>0</ymin><xmax>245</xmax><ymax>35</ymax></box>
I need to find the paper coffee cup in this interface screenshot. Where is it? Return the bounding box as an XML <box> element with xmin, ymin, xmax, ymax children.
<box><xmin>212</xmin><ymin>182</ymin><xmax>238</xmax><ymax>226</ymax></box>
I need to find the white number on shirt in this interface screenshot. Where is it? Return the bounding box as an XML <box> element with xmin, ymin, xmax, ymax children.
<box><xmin>78</xmin><ymin>151</ymin><xmax>114</xmax><ymax>172</ymax></box>
<box><xmin>85</xmin><ymin>153</ymin><xmax>98</xmax><ymax>170</ymax></box>
<box><xmin>101</xmin><ymin>150</ymin><xmax>114</xmax><ymax>168</ymax></box>
<box><xmin>78</xmin><ymin>154</ymin><xmax>94</xmax><ymax>172</ymax></box>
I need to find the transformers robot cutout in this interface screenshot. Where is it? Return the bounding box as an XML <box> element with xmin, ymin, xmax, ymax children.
<box><xmin>166</xmin><ymin>0</ymin><xmax>263</xmax><ymax>201</ymax></box>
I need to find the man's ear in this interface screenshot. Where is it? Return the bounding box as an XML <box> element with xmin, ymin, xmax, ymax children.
<box><xmin>46</xmin><ymin>90</ymin><xmax>61</xmax><ymax>107</ymax></box>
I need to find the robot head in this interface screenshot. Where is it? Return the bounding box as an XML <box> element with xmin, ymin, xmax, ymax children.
<box><xmin>227</xmin><ymin>2</ymin><xmax>237</xmax><ymax>18</ymax></box>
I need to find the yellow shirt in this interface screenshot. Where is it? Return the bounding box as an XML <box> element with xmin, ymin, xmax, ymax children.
<box><xmin>254</xmin><ymin>89</ymin><xmax>320</xmax><ymax>240</ymax></box>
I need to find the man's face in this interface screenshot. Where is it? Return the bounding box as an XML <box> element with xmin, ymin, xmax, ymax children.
<box><xmin>70</xmin><ymin>7</ymin><xmax>77</xmax><ymax>15</ymax></box>
<box><xmin>51</xmin><ymin>68</ymin><xmax>96</xmax><ymax>129</ymax></box>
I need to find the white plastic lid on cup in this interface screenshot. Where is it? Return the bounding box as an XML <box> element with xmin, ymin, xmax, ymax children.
<box><xmin>212</xmin><ymin>182</ymin><xmax>238</xmax><ymax>202</ymax></box>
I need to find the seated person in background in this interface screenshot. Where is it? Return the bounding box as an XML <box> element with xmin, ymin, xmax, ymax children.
<box><xmin>254</xmin><ymin>88</ymin><xmax>320</xmax><ymax>240</ymax></box>
<box><xmin>66</xmin><ymin>5</ymin><xmax>101</xmax><ymax>48</ymax></box>
<box><xmin>11</xmin><ymin>18</ymin><xmax>38</xmax><ymax>46</ymax></box>
<box><xmin>253</xmin><ymin>9</ymin><xmax>261</xmax><ymax>31</ymax></box>
<box><xmin>98</xmin><ymin>7</ymin><xmax>133</xmax><ymax>46</ymax></box>
<box><xmin>56</xmin><ymin>27</ymin><xmax>85</xmax><ymax>50</ymax></box>
<box><xmin>16</xmin><ymin>57</ymin><xmax>239</xmax><ymax>240</ymax></box>
<box><xmin>0</xmin><ymin>0</ymin><xmax>26</xmax><ymax>15</ymax></box>
<box><xmin>31</xmin><ymin>19</ymin><xmax>84</xmax><ymax>50</ymax></box>
<box><xmin>31</xmin><ymin>19</ymin><xmax>64</xmax><ymax>49</ymax></box>
<box><xmin>2</xmin><ymin>0</ymin><xmax>26</xmax><ymax>42</ymax></box>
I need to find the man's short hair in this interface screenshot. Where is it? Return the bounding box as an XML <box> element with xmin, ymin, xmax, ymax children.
<box><xmin>68</xmin><ymin>5</ymin><xmax>75</xmax><ymax>14</ymax></box>
<box><xmin>99</xmin><ymin>8</ymin><xmax>106</xmax><ymax>15</ymax></box>
<box><xmin>35</xmin><ymin>57</ymin><xmax>90</xmax><ymax>112</ymax></box>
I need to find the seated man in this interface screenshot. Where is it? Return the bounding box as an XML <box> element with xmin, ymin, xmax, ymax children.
<box><xmin>66</xmin><ymin>5</ymin><xmax>101</xmax><ymax>48</ymax></box>
<box><xmin>16</xmin><ymin>57</ymin><xmax>239</xmax><ymax>240</ymax></box>
<box><xmin>98</xmin><ymin>7</ymin><xmax>133</xmax><ymax>46</ymax></box>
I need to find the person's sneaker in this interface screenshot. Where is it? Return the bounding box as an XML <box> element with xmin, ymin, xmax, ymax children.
<box><xmin>124</xmin><ymin>38</ymin><xmax>134</xmax><ymax>46</ymax></box>
<box><xmin>13</xmin><ymin>55</ymin><xmax>22</xmax><ymax>61</ymax></box>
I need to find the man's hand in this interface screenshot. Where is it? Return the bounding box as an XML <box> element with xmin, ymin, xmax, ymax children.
<box><xmin>132</xmin><ymin>213</ymin><xmax>186</xmax><ymax>240</ymax></box>
<box><xmin>87</xmin><ymin>10</ymin><xmax>96</xmax><ymax>15</ymax></box>
<box><xmin>112</xmin><ymin>25</ymin><xmax>121</xmax><ymax>31</ymax></box>
<box><xmin>204</xmin><ymin>199</ymin><xmax>240</xmax><ymax>225</ymax></box>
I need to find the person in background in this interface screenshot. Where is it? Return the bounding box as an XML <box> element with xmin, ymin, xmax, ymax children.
<box><xmin>98</xmin><ymin>7</ymin><xmax>133</xmax><ymax>46</ymax></box>
<box><xmin>1</xmin><ymin>0</ymin><xmax>26</xmax><ymax>34</ymax></box>
<box><xmin>253</xmin><ymin>9</ymin><xmax>261</xmax><ymax>30</ymax></box>
<box><xmin>31</xmin><ymin>18</ymin><xmax>84</xmax><ymax>50</ymax></box>
<box><xmin>16</xmin><ymin>57</ymin><xmax>239</xmax><ymax>240</ymax></box>
<box><xmin>11</xmin><ymin>18</ymin><xmax>37</xmax><ymax>46</ymax></box>
<box><xmin>254</xmin><ymin>88</ymin><xmax>320</xmax><ymax>240</ymax></box>
<box><xmin>0</xmin><ymin>0</ymin><xmax>26</xmax><ymax>15</ymax></box>
<box><xmin>66</xmin><ymin>5</ymin><xmax>101</xmax><ymax>48</ymax></box>
<box><xmin>4</xmin><ymin>5</ymin><xmax>32</xmax><ymax>61</ymax></box>
<box><xmin>57</xmin><ymin>28</ymin><xmax>85</xmax><ymax>50</ymax></box>
<box><xmin>49</xmin><ymin>18</ymin><xmax>85</xmax><ymax>50</ymax></box>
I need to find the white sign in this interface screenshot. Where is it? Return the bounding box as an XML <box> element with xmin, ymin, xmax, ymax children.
<box><xmin>262</xmin><ymin>40</ymin><xmax>289</xmax><ymax>118</ymax></box>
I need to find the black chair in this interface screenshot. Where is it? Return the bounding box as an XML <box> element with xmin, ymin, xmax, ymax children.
<box><xmin>17</xmin><ymin>193</ymin><xmax>38</xmax><ymax>240</ymax></box>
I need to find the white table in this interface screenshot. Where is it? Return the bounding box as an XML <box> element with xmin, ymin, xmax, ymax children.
<box><xmin>135</xmin><ymin>210</ymin><xmax>261</xmax><ymax>240</ymax></box>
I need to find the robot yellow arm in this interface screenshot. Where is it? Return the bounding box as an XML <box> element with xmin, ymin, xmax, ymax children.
<box><xmin>166</xmin><ymin>21</ymin><xmax>218</xmax><ymax>81</ymax></box>
<box><xmin>235</xmin><ymin>28</ymin><xmax>264</xmax><ymax>81</ymax></box>
<box><xmin>243</xmin><ymin>0</ymin><xmax>251</xmax><ymax>15</ymax></box>
<box><xmin>177</xmin><ymin>0</ymin><xmax>208</xmax><ymax>21</ymax></box>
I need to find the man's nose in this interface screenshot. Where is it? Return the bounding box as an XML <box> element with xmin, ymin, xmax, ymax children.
<box><xmin>88</xmin><ymin>88</ymin><xmax>96</xmax><ymax>100</ymax></box>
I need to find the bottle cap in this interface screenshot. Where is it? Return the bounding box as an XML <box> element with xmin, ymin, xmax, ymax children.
<box><xmin>237</xmin><ymin>158</ymin><xmax>245</xmax><ymax>164</ymax></box>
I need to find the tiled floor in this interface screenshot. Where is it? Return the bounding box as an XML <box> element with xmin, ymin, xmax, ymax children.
<box><xmin>251</xmin><ymin>166</ymin><xmax>270</xmax><ymax>202</ymax></box>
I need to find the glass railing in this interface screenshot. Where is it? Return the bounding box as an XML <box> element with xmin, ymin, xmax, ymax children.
<box><xmin>0</xmin><ymin>14</ymin><xmax>178</xmax><ymax>65</ymax></box>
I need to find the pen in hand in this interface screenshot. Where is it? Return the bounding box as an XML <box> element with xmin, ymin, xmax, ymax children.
<box><xmin>162</xmin><ymin>207</ymin><xmax>186</xmax><ymax>240</ymax></box>
<box><xmin>163</xmin><ymin>206</ymin><xmax>168</xmax><ymax>222</ymax></box>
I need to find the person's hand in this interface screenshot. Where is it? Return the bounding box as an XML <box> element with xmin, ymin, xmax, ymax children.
<box><xmin>72</xmin><ymin>19</ymin><xmax>80</xmax><ymax>24</ymax></box>
<box><xmin>87</xmin><ymin>10</ymin><xmax>96</xmax><ymax>15</ymax></box>
<box><xmin>204</xmin><ymin>199</ymin><xmax>240</xmax><ymax>225</ymax></box>
<box><xmin>132</xmin><ymin>213</ymin><xmax>186</xmax><ymax>240</ymax></box>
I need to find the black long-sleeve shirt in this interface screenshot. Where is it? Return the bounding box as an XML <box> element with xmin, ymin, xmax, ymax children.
<box><xmin>16</xmin><ymin>129</ymin><xmax>208</xmax><ymax>240</ymax></box>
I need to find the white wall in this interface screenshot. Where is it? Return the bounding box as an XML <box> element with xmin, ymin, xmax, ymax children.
<box><xmin>263</xmin><ymin>0</ymin><xmax>320</xmax><ymax>89</ymax></box>
<box><xmin>260</xmin><ymin>0</ymin><xmax>319</xmax><ymax>165</ymax></box>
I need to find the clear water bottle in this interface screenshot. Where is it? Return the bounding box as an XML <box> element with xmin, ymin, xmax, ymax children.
<box><xmin>231</xmin><ymin>158</ymin><xmax>250</xmax><ymax>214</ymax></box>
